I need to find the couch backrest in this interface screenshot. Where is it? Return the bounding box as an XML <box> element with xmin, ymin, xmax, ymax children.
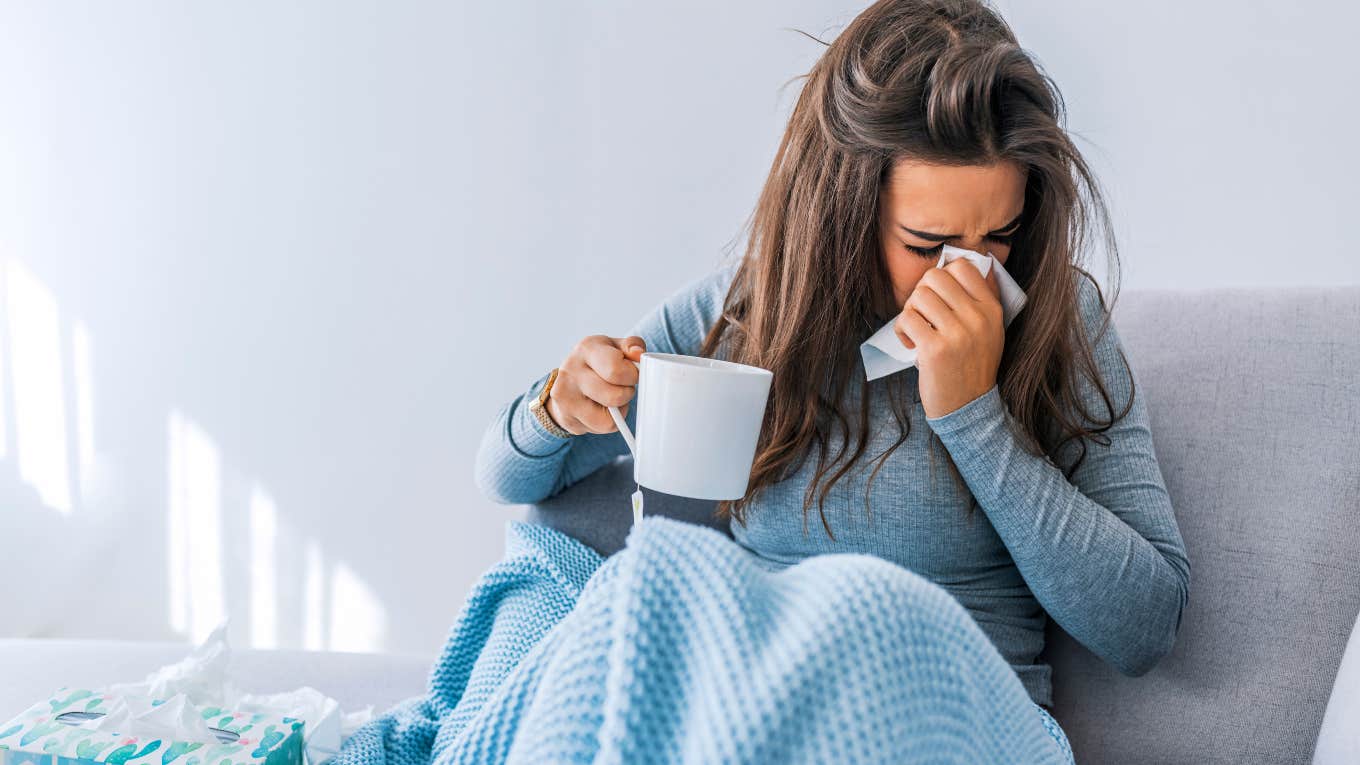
<box><xmin>524</xmin><ymin>286</ymin><xmax>1360</xmax><ymax>764</ymax></box>
<box><xmin>1039</xmin><ymin>286</ymin><xmax>1359</xmax><ymax>764</ymax></box>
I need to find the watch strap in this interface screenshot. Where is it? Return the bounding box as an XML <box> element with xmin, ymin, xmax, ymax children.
<box><xmin>529</xmin><ymin>368</ymin><xmax>574</xmax><ymax>439</ymax></box>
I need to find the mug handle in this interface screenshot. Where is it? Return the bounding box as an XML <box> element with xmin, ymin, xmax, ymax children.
<box><xmin>606</xmin><ymin>359</ymin><xmax>641</xmax><ymax>459</ymax></box>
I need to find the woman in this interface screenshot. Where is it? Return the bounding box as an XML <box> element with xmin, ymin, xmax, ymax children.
<box><xmin>475</xmin><ymin>0</ymin><xmax>1189</xmax><ymax>757</ymax></box>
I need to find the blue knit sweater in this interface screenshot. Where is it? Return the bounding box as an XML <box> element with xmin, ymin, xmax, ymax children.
<box><xmin>474</xmin><ymin>260</ymin><xmax>1191</xmax><ymax>708</ymax></box>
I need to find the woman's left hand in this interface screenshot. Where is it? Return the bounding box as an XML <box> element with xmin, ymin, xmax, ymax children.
<box><xmin>894</xmin><ymin>259</ymin><xmax>1005</xmax><ymax>420</ymax></box>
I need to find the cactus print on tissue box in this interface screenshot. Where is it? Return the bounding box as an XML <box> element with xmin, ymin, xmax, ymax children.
<box><xmin>0</xmin><ymin>689</ymin><xmax>302</xmax><ymax>765</ymax></box>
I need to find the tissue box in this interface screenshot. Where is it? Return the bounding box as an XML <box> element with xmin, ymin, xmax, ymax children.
<box><xmin>0</xmin><ymin>689</ymin><xmax>303</xmax><ymax>765</ymax></box>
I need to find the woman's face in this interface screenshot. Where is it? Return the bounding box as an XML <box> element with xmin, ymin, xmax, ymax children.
<box><xmin>877</xmin><ymin>158</ymin><xmax>1027</xmax><ymax>308</ymax></box>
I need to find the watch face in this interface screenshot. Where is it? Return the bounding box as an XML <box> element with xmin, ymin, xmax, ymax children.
<box><xmin>540</xmin><ymin>370</ymin><xmax>559</xmax><ymax>404</ymax></box>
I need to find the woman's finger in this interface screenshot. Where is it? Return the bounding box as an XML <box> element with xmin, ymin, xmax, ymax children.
<box><xmin>918</xmin><ymin>265</ymin><xmax>972</xmax><ymax>312</ymax></box>
<box><xmin>576</xmin><ymin>401</ymin><xmax>618</xmax><ymax>434</ymax></box>
<box><xmin>616</xmin><ymin>335</ymin><xmax>648</xmax><ymax>361</ymax></box>
<box><xmin>585</xmin><ymin>343</ymin><xmax>641</xmax><ymax>386</ymax></box>
<box><xmin>895</xmin><ymin>304</ymin><xmax>936</xmax><ymax>350</ymax></box>
<box><xmin>906</xmin><ymin>284</ymin><xmax>955</xmax><ymax>333</ymax></box>
<box><xmin>577</xmin><ymin>370</ymin><xmax>636</xmax><ymax>408</ymax></box>
<box><xmin>942</xmin><ymin>258</ymin><xmax>1000</xmax><ymax>304</ymax></box>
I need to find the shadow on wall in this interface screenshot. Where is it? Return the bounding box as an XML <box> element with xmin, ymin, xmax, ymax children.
<box><xmin>0</xmin><ymin>257</ymin><xmax>387</xmax><ymax>651</ymax></box>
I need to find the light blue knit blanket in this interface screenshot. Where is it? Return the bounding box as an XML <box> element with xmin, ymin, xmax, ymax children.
<box><xmin>335</xmin><ymin>515</ymin><xmax>1072</xmax><ymax>764</ymax></box>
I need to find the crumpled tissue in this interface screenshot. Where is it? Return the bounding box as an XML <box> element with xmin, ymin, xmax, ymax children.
<box><xmin>860</xmin><ymin>243</ymin><xmax>1028</xmax><ymax>381</ymax></box>
<box><xmin>84</xmin><ymin>622</ymin><xmax>373</xmax><ymax>765</ymax></box>
<box><xmin>70</xmin><ymin>692</ymin><xmax>223</xmax><ymax>745</ymax></box>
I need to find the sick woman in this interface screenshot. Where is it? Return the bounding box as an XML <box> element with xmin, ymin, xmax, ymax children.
<box><xmin>470</xmin><ymin>0</ymin><xmax>1190</xmax><ymax>760</ymax></box>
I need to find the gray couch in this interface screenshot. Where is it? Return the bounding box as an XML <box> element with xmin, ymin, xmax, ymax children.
<box><xmin>525</xmin><ymin>286</ymin><xmax>1360</xmax><ymax>764</ymax></box>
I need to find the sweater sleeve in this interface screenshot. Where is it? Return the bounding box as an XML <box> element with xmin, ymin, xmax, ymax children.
<box><xmin>473</xmin><ymin>261</ymin><xmax>738</xmax><ymax>506</ymax></box>
<box><xmin>922</xmin><ymin>272</ymin><xmax>1191</xmax><ymax>676</ymax></box>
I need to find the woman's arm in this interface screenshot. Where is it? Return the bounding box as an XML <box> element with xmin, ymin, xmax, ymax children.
<box><xmin>924</xmin><ymin>273</ymin><xmax>1191</xmax><ymax>676</ymax></box>
<box><xmin>473</xmin><ymin>261</ymin><xmax>738</xmax><ymax>505</ymax></box>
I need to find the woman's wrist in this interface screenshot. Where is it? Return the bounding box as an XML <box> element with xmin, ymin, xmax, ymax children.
<box><xmin>544</xmin><ymin>393</ymin><xmax>573</xmax><ymax>436</ymax></box>
<box><xmin>528</xmin><ymin>367</ymin><xmax>574</xmax><ymax>440</ymax></box>
<box><xmin>514</xmin><ymin>371</ymin><xmax>574</xmax><ymax>455</ymax></box>
<box><xmin>924</xmin><ymin>383</ymin><xmax>1005</xmax><ymax>437</ymax></box>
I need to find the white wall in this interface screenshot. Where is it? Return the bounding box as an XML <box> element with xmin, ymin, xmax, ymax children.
<box><xmin>1000</xmin><ymin>0</ymin><xmax>1360</xmax><ymax>290</ymax></box>
<box><xmin>0</xmin><ymin>0</ymin><xmax>1354</xmax><ymax>657</ymax></box>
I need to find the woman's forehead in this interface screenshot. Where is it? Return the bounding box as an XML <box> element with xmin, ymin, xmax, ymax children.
<box><xmin>881</xmin><ymin>160</ymin><xmax>1026</xmax><ymax>233</ymax></box>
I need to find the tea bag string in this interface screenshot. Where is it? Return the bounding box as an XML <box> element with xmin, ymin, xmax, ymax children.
<box><xmin>604</xmin><ymin>358</ymin><xmax>645</xmax><ymax>529</ymax></box>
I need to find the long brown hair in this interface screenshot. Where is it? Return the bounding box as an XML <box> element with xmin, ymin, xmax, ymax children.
<box><xmin>700</xmin><ymin>0</ymin><xmax>1133</xmax><ymax>538</ymax></box>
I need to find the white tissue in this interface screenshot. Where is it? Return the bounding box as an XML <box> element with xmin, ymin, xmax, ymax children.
<box><xmin>102</xmin><ymin>622</ymin><xmax>233</xmax><ymax>701</ymax></box>
<box><xmin>73</xmin><ymin>692</ymin><xmax>223</xmax><ymax>745</ymax></box>
<box><xmin>97</xmin><ymin>622</ymin><xmax>374</xmax><ymax>765</ymax></box>
<box><xmin>860</xmin><ymin>244</ymin><xmax>1027</xmax><ymax>381</ymax></box>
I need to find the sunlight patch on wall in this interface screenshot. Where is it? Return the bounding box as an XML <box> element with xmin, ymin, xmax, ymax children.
<box><xmin>166</xmin><ymin>409</ymin><xmax>225</xmax><ymax>643</ymax></box>
<box><xmin>249</xmin><ymin>483</ymin><xmax>279</xmax><ymax>649</ymax></box>
<box><xmin>72</xmin><ymin>319</ymin><xmax>96</xmax><ymax>499</ymax></box>
<box><xmin>304</xmin><ymin>539</ymin><xmax>327</xmax><ymax>650</ymax></box>
<box><xmin>3</xmin><ymin>258</ymin><xmax>72</xmax><ymax>513</ymax></box>
<box><xmin>0</xmin><ymin>258</ymin><xmax>8</xmax><ymax>461</ymax></box>
<box><xmin>328</xmin><ymin>560</ymin><xmax>388</xmax><ymax>652</ymax></box>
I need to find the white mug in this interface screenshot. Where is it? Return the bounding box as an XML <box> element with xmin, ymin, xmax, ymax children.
<box><xmin>606</xmin><ymin>352</ymin><xmax>773</xmax><ymax>500</ymax></box>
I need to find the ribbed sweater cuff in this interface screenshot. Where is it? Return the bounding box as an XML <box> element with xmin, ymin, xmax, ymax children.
<box><xmin>923</xmin><ymin>383</ymin><xmax>1006</xmax><ymax>438</ymax></box>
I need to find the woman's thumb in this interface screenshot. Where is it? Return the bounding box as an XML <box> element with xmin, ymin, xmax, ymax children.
<box><xmin>620</xmin><ymin>336</ymin><xmax>647</xmax><ymax>359</ymax></box>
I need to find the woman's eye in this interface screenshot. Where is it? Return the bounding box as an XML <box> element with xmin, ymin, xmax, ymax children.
<box><xmin>901</xmin><ymin>232</ymin><xmax>1015</xmax><ymax>259</ymax></box>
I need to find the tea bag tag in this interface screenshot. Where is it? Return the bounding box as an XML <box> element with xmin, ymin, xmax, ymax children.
<box><xmin>631</xmin><ymin>484</ymin><xmax>644</xmax><ymax>526</ymax></box>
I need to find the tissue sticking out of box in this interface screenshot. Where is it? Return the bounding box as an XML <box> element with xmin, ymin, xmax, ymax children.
<box><xmin>0</xmin><ymin>687</ymin><xmax>305</xmax><ymax>765</ymax></box>
<box><xmin>71</xmin><ymin>621</ymin><xmax>373</xmax><ymax>765</ymax></box>
<box><xmin>68</xmin><ymin>692</ymin><xmax>224</xmax><ymax>745</ymax></box>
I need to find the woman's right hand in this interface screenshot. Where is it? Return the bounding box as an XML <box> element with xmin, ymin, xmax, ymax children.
<box><xmin>546</xmin><ymin>335</ymin><xmax>647</xmax><ymax>435</ymax></box>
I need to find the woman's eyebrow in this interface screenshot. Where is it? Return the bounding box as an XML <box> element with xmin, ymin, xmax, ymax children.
<box><xmin>898</xmin><ymin>209</ymin><xmax>1024</xmax><ymax>242</ymax></box>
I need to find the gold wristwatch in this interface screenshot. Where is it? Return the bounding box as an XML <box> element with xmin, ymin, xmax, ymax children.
<box><xmin>527</xmin><ymin>367</ymin><xmax>574</xmax><ymax>439</ymax></box>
